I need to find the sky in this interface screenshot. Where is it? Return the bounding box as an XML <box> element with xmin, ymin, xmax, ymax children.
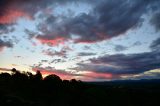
<box><xmin>0</xmin><ymin>0</ymin><xmax>160</xmax><ymax>81</ymax></box>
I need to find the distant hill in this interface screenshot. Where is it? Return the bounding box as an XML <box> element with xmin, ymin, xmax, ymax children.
<box><xmin>87</xmin><ymin>79</ymin><xmax>160</xmax><ymax>85</ymax></box>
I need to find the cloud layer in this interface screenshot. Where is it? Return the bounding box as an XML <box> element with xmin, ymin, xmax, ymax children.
<box><xmin>34</xmin><ymin>0</ymin><xmax>160</xmax><ymax>44</ymax></box>
<box><xmin>73</xmin><ymin>47</ymin><xmax>160</xmax><ymax>79</ymax></box>
<box><xmin>1</xmin><ymin>0</ymin><xmax>160</xmax><ymax>45</ymax></box>
<box><xmin>0</xmin><ymin>39</ymin><xmax>13</xmax><ymax>51</ymax></box>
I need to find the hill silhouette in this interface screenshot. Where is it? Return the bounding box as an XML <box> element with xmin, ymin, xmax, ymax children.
<box><xmin>0</xmin><ymin>68</ymin><xmax>160</xmax><ymax>106</ymax></box>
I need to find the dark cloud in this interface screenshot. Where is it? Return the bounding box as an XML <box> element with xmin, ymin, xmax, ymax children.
<box><xmin>50</xmin><ymin>59</ymin><xmax>66</xmax><ymax>64</ymax></box>
<box><xmin>0</xmin><ymin>0</ymin><xmax>91</xmax><ymax>35</ymax></box>
<box><xmin>150</xmin><ymin>37</ymin><xmax>160</xmax><ymax>51</ymax></box>
<box><xmin>0</xmin><ymin>0</ymin><xmax>54</xmax><ymax>34</ymax></box>
<box><xmin>14</xmin><ymin>56</ymin><xmax>24</xmax><ymax>59</ymax></box>
<box><xmin>114</xmin><ymin>45</ymin><xmax>127</xmax><ymax>52</ymax></box>
<box><xmin>0</xmin><ymin>24</ymin><xmax>14</xmax><ymax>34</ymax></box>
<box><xmin>35</xmin><ymin>15</ymin><xmax>70</xmax><ymax>46</ymax></box>
<box><xmin>42</xmin><ymin>49</ymin><xmax>67</xmax><ymax>58</ymax></box>
<box><xmin>35</xmin><ymin>0</ymin><xmax>160</xmax><ymax>44</ymax></box>
<box><xmin>42</xmin><ymin>50</ymin><xmax>54</xmax><ymax>57</ymax></box>
<box><xmin>14</xmin><ymin>56</ymin><xmax>22</xmax><ymax>58</ymax></box>
<box><xmin>35</xmin><ymin>15</ymin><xmax>69</xmax><ymax>46</ymax></box>
<box><xmin>0</xmin><ymin>0</ymin><xmax>65</xmax><ymax>19</ymax></box>
<box><xmin>41</xmin><ymin>60</ymin><xmax>48</xmax><ymax>63</ymax></box>
<box><xmin>150</xmin><ymin>12</ymin><xmax>160</xmax><ymax>31</ymax></box>
<box><xmin>42</xmin><ymin>46</ymin><xmax>72</xmax><ymax>57</ymax></box>
<box><xmin>51</xmin><ymin>50</ymin><xmax>67</xmax><ymax>57</ymax></box>
<box><xmin>0</xmin><ymin>0</ymin><xmax>93</xmax><ymax>24</ymax></box>
<box><xmin>83</xmin><ymin>46</ymin><xmax>91</xmax><ymax>50</ymax></box>
<box><xmin>24</xmin><ymin>29</ymin><xmax>37</xmax><ymax>40</ymax></box>
<box><xmin>132</xmin><ymin>41</ymin><xmax>142</xmax><ymax>46</ymax></box>
<box><xmin>69</xmin><ymin>0</ymin><xmax>147</xmax><ymax>43</ymax></box>
<box><xmin>0</xmin><ymin>39</ymin><xmax>13</xmax><ymax>51</ymax></box>
<box><xmin>78</xmin><ymin>52</ymin><xmax>96</xmax><ymax>56</ymax></box>
<box><xmin>35</xmin><ymin>60</ymin><xmax>49</xmax><ymax>67</ymax></box>
<box><xmin>0</xmin><ymin>0</ymin><xmax>160</xmax><ymax>41</ymax></box>
<box><xmin>73</xmin><ymin>0</ymin><xmax>145</xmax><ymax>42</ymax></box>
<box><xmin>74</xmin><ymin>50</ymin><xmax>160</xmax><ymax>75</ymax></box>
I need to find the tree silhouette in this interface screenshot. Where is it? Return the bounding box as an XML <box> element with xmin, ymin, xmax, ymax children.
<box><xmin>0</xmin><ymin>68</ymin><xmax>160</xmax><ymax>106</ymax></box>
<box><xmin>0</xmin><ymin>73</ymin><xmax>11</xmax><ymax>82</ymax></box>
<box><xmin>11</xmin><ymin>68</ymin><xmax>28</xmax><ymax>82</ymax></box>
<box><xmin>33</xmin><ymin>70</ymin><xmax>42</xmax><ymax>81</ymax></box>
<box><xmin>11</xmin><ymin>68</ymin><xmax>18</xmax><ymax>73</ymax></box>
<box><xmin>43</xmin><ymin>74</ymin><xmax>62</xmax><ymax>91</ymax></box>
<box><xmin>43</xmin><ymin>74</ymin><xmax>62</xmax><ymax>84</ymax></box>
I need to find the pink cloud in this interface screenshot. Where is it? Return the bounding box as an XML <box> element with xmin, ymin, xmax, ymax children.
<box><xmin>0</xmin><ymin>9</ymin><xmax>31</xmax><ymax>24</ymax></box>
<box><xmin>84</xmin><ymin>71</ymin><xmax>113</xmax><ymax>79</ymax></box>
<box><xmin>36</xmin><ymin>37</ymin><xmax>66</xmax><ymax>46</ymax></box>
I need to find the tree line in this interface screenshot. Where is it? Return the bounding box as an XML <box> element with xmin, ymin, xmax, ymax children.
<box><xmin>0</xmin><ymin>68</ymin><xmax>160</xmax><ymax>106</ymax></box>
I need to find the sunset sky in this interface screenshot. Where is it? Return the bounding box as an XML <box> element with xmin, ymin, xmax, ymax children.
<box><xmin>0</xmin><ymin>0</ymin><xmax>160</xmax><ymax>81</ymax></box>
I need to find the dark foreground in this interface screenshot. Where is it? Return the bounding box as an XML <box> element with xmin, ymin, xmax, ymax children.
<box><xmin>0</xmin><ymin>68</ymin><xmax>160</xmax><ymax>106</ymax></box>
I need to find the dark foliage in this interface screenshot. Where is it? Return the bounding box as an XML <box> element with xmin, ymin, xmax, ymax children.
<box><xmin>0</xmin><ymin>68</ymin><xmax>160</xmax><ymax>106</ymax></box>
